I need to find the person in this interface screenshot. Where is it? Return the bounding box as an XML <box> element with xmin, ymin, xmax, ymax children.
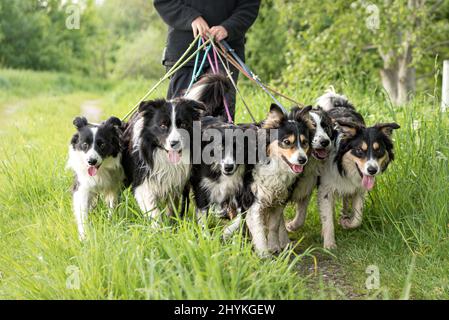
<box><xmin>154</xmin><ymin>0</ymin><xmax>261</xmax><ymax>120</ymax></box>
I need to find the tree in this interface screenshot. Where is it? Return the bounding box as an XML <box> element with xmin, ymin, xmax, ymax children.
<box><xmin>276</xmin><ymin>0</ymin><xmax>449</xmax><ymax>105</ymax></box>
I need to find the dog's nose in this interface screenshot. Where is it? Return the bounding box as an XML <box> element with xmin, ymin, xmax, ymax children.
<box><xmin>88</xmin><ymin>158</ymin><xmax>97</xmax><ymax>166</ymax></box>
<box><xmin>320</xmin><ymin>139</ymin><xmax>330</xmax><ymax>147</ymax></box>
<box><xmin>367</xmin><ymin>166</ymin><xmax>378</xmax><ymax>175</ymax></box>
<box><xmin>170</xmin><ymin>140</ymin><xmax>180</xmax><ymax>148</ymax></box>
<box><xmin>223</xmin><ymin>164</ymin><xmax>235</xmax><ymax>173</ymax></box>
<box><xmin>298</xmin><ymin>156</ymin><xmax>308</xmax><ymax>165</ymax></box>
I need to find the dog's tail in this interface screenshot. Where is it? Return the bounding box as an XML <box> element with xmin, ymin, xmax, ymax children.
<box><xmin>184</xmin><ymin>73</ymin><xmax>231</xmax><ymax>117</ymax></box>
<box><xmin>316</xmin><ymin>87</ymin><xmax>353</xmax><ymax>112</ymax></box>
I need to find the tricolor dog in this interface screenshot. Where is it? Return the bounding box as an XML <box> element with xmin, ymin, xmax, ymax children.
<box><xmin>245</xmin><ymin>104</ymin><xmax>312</xmax><ymax>256</ymax></box>
<box><xmin>317</xmin><ymin>91</ymin><xmax>400</xmax><ymax>249</ymax></box>
<box><xmin>67</xmin><ymin>116</ymin><xmax>125</xmax><ymax>240</ymax></box>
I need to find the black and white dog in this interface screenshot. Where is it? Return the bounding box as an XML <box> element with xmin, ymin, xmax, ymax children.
<box><xmin>245</xmin><ymin>104</ymin><xmax>312</xmax><ymax>256</ymax></box>
<box><xmin>316</xmin><ymin>91</ymin><xmax>400</xmax><ymax>249</ymax></box>
<box><xmin>190</xmin><ymin>117</ymin><xmax>250</xmax><ymax>226</ymax></box>
<box><xmin>67</xmin><ymin>116</ymin><xmax>125</xmax><ymax>240</ymax></box>
<box><xmin>285</xmin><ymin>106</ymin><xmax>335</xmax><ymax>232</ymax></box>
<box><xmin>122</xmin><ymin>98</ymin><xmax>204</xmax><ymax>227</ymax></box>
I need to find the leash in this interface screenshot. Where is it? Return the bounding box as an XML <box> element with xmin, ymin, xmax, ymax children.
<box><xmin>122</xmin><ymin>35</ymin><xmax>211</xmax><ymax>120</ymax></box>
<box><xmin>209</xmin><ymin>39</ymin><xmax>256</xmax><ymax>123</ymax></box>
<box><xmin>218</xmin><ymin>41</ymin><xmax>304</xmax><ymax>109</ymax></box>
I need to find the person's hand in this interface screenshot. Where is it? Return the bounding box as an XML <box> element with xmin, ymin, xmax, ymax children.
<box><xmin>209</xmin><ymin>26</ymin><xmax>228</xmax><ymax>41</ymax></box>
<box><xmin>191</xmin><ymin>16</ymin><xmax>210</xmax><ymax>38</ymax></box>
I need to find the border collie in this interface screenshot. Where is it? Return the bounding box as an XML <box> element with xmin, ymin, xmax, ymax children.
<box><xmin>317</xmin><ymin>91</ymin><xmax>400</xmax><ymax>249</ymax></box>
<box><xmin>190</xmin><ymin>117</ymin><xmax>251</xmax><ymax>226</ymax></box>
<box><xmin>185</xmin><ymin>73</ymin><xmax>231</xmax><ymax>119</ymax></box>
<box><xmin>122</xmin><ymin>98</ymin><xmax>204</xmax><ymax>227</ymax></box>
<box><xmin>285</xmin><ymin>106</ymin><xmax>336</xmax><ymax>232</ymax></box>
<box><xmin>245</xmin><ymin>104</ymin><xmax>312</xmax><ymax>257</ymax></box>
<box><xmin>67</xmin><ymin>116</ymin><xmax>125</xmax><ymax>240</ymax></box>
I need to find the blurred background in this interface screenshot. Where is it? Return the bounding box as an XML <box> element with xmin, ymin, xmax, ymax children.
<box><xmin>0</xmin><ymin>0</ymin><xmax>448</xmax><ymax>105</ymax></box>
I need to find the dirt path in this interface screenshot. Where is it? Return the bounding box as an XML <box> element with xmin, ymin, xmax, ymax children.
<box><xmin>80</xmin><ymin>100</ymin><xmax>102</xmax><ymax>122</ymax></box>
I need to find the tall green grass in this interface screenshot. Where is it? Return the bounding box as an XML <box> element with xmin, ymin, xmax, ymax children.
<box><xmin>0</xmin><ymin>69</ymin><xmax>448</xmax><ymax>299</ymax></box>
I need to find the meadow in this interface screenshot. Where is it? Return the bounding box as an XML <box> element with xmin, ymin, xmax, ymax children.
<box><xmin>0</xmin><ymin>68</ymin><xmax>448</xmax><ymax>299</ymax></box>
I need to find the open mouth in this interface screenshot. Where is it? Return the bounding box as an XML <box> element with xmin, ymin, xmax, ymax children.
<box><xmin>167</xmin><ymin>149</ymin><xmax>182</xmax><ymax>164</ymax></box>
<box><xmin>281</xmin><ymin>156</ymin><xmax>304</xmax><ymax>174</ymax></box>
<box><xmin>87</xmin><ymin>164</ymin><xmax>101</xmax><ymax>177</ymax></box>
<box><xmin>312</xmin><ymin>148</ymin><xmax>329</xmax><ymax>160</ymax></box>
<box><xmin>355</xmin><ymin>164</ymin><xmax>376</xmax><ymax>191</ymax></box>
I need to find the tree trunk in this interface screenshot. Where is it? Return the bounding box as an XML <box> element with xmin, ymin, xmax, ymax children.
<box><xmin>379</xmin><ymin>39</ymin><xmax>416</xmax><ymax>106</ymax></box>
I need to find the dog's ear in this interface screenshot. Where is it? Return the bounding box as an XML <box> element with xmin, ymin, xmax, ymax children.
<box><xmin>262</xmin><ymin>104</ymin><xmax>286</xmax><ymax>129</ymax></box>
<box><xmin>105</xmin><ymin>116</ymin><xmax>122</xmax><ymax>128</ymax></box>
<box><xmin>71</xmin><ymin>133</ymin><xmax>79</xmax><ymax>145</ymax></box>
<box><xmin>138</xmin><ymin>99</ymin><xmax>166</xmax><ymax>114</ymax></box>
<box><xmin>375</xmin><ymin>122</ymin><xmax>400</xmax><ymax>139</ymax></box>
<box><xmin>335</xmin><ymin>120</ymin><xmax>361</xmax><ymax>139</ymax></box>
<box><xmin>292</xmin><ymin>105</ymin><xmax>314</xmax><ymax>129</ymax></box>
<box><xmin>73</xmin><ymin>117</ymin><xmax>88</xmax><ymax>129</ymax></box>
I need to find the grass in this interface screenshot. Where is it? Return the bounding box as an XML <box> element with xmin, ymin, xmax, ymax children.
<box><xmin>0</xmin><ymin>68</ymin><xmax>448</xmax><ymax>299</ymax></box>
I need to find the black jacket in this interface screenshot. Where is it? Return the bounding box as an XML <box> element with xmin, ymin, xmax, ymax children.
<box><xmin>154</xmin><ymin>0</ymin><xmax>260</xmax><ymax>66</ymax></box>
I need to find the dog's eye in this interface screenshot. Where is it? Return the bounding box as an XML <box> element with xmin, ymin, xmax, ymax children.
<box><xmin>99</xmin><ymin>143</ymin><xmax>106</xmax><ymax>149</ymax></box>
<box><xmin>160</xmin><ymin>123</ymin><xmax>168</xmax><ymax>130</ymax></box>
<box><xmin>354</xmin><ymin>148</ymin><xmax>364</xmax><ymax>157</ymax></box>
<box><xmin>81</xmin><ymin>142</ymin><xmax>89</xmax><ymax>150</ymax></box>
<box><xmin>301</xmin><ymin>139</ymin><xmax>309</xmax><ymax>147</ymax></box>
<box><xmin>283</xmin><ymin>139</ymin><xmax>291</xmax><ymax>146</ymax></box>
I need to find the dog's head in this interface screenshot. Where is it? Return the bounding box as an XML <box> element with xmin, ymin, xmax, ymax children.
<box><xmin>71</xmin><ymin>116</ymin><xmax>123</xmax><ymax>176</ymax></box>
<box><xmin>293</xmin><ymin>106</ymin><xmax>334</xmax><ymax>161</ymax></box>
<box><xmin>261</xmin><ymin>104</ymin><xmax>311</xmax><ymax>174</ymax></box>
<box><xmin>336</xmin><ymin>121</ymin><xmax>400</xmax><ymax>191</ymax></box>
<box><xmin>136</xmin><ymin>98</ymin><xmax>205</xmax><ymax>165</ymax></box>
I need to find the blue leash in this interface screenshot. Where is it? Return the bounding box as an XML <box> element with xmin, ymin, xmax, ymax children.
<box><xmin>186</xmin><ymin>38</ymin><xmax>212</xmax><ymax>94</ymax></box>
<box><xmin>220</xmin><ymin>40</ymin><xmax>288</xmax><ymax>115</ymax></box>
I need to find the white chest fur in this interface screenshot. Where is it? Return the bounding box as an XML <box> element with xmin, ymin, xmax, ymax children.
<box><xmin>252</xmin><ymin>159</ymin><xmax>297</xmax><ymax>207</ymax></box>
<box><xmin>143</xmin><ymin>148</ymin><xmax>191</xmax><ymax>200</ymax></box>
<box><xmin>201</xmin><ymin>165</ymin><xmax>244</xmax><ymax>205</ymax></box>
<box><xmin>67</xmin><ymin>146</ymin><xmax>124</xmax><ymax>193</ymax></box>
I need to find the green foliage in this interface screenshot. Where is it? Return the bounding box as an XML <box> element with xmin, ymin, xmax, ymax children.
<box><xmin>246</xmin><ymin>0</ymin><xmax>287</xmax><ymax>81</ymax></box>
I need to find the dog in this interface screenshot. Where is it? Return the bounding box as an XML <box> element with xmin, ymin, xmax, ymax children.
<box><xmin>244</xmin><ymin>104</ymin><xmax>312</xmax><ymax>257</ymax></box>
<box><xmin>316</xmin><ymin>91</ymin><xmax>400</xmax><ymax>249</ymax></box>
<box><xmin>285</xmin><ymin>106</ymin><xmax>336</xmax><ymax>232</ymax></box>
<box><xmin>122</xmin><ymin>98</ymin><xmax>205</xmax><ymax>227</ymax></box>
<box><xmin>190</xmin><ymin>116</ymin><xmax>252</xmax><ymax>227</ymax></box>
<box><xmin>67</xmin><ymin>116</ymin><xmax>125</xmax><ymax>240</ymax></box>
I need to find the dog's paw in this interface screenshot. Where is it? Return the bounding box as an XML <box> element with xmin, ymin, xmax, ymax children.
<box><xmin>340</xmin><ymin>216</ymin><xmax>361</xmax><ymax>230</ymax></box>
<box><xmin>323</xmin><ymin>241</ymin><xmax>337</xmax><ymax>250</ymax></box>
<box><xmin>285</xmin><ymin>220</ymin><xmax>300</xmax><ymax>233</ymax></box>
<box><xmin>268</xmin><ymin>243</ymin><xmax>281</xmax><ymax>254</ymax></box>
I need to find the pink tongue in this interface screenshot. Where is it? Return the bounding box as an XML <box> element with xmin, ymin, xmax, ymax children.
<box><xmin>168</xmin><ymin>150</ymin><xmax>181</xmax><ymax>164</ymax></box>
<box><xmin>88</xmin><ymin>166</ymin><xmax>98</xmax><ymax>177</ymax></box>
<box><xmin>362</xmin><ymin>175</ymin><xmax>375</xmax><ymax>191</ymax></box>
<box><xmin>316</xmin><ymin>149</ymin><xmax>328</xmax><ymax>158</ymax></box>
<box><xmin>292</xmin><ymin>165</ymin><xmax>303</xmax><ymax>174</ymax></box>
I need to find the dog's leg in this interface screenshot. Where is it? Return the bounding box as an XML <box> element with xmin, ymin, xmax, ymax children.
<box><xmin>134</xmin><ymin>187</ymin><xmax>161</xmax><ymax>228</ymax></box>
<box><xmin>340</xmin><ymin>192</ymin><xmax>365</xmax><ymax>229</ymax></box>
<box><xmin>223</xmin><ymin>209</ymin><xmax>243</xmax><ymax>240</ymax></box>
<box><xmin>318</xmin><ymin>186</ymin><xmax>336</xmax><ymax>250</ymax></box>
<box><xmin>340</xmin><ymin>195</ymin><xmax>352</xmax><ymax>220</ymax></box>
<box><xmin>286</xmin><ymin>195</ymin><xmax>311</xmax><ymax>232</ymax></box>
<box><xmin>267</xmin><ymin>206</ymin><xmax>282</xmax><ymax>254</ymax></box>
<box><xmin>278</xmin><ymin>211</ymin><xmax>291</xmax><ymax>250</ymax></box>
<box><xmin>105</xmin><ymin>192</ymin><xmax>118</xmax><ymax>219</ymax></box>
<box><xmin>73</xmin><ymin>188</ymin><xmax>91</xmax><ymax>241</ymax></box>
<box><xmin>246</xmin><ymin>202</ymin><xmax>269</xmax><ymax>257</ymax></box>
<box><xmin>195</xmin><ymin>207</ymin><xmax>208</xmax><ymax>229</ymax></box>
